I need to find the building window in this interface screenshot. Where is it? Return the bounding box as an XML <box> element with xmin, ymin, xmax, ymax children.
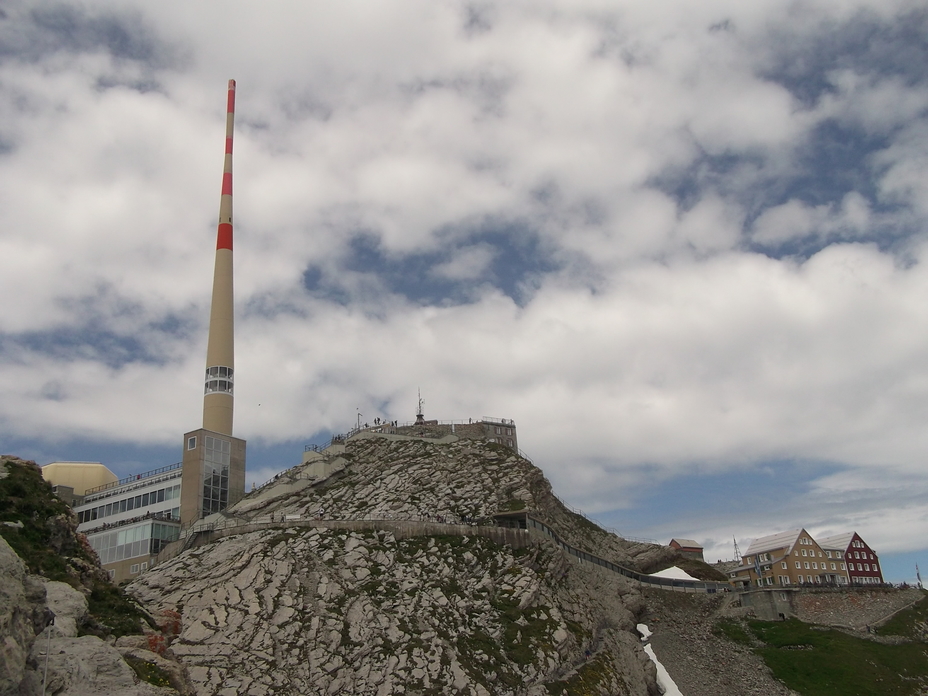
<box><xmin>812</xmin><ymin>562</ymin><xmax>817</xmax><ymax>569</ymax></box>
<box><xmin>841</xmin><ymin>563</ymin><xmax>846</xmax><ymax>570</ymax></box>
<box><xmin>107</xmin><ymin>569</ymin><xmax>116</xmax><ymax>579</ymax></box>
<box><xmin>804</xmin><ymin>562</ymin><xmax>810</xmax><ymax>569</ymax></box>
<box><xmin>864</xmin><ymin>564</ymin><xmax>870</xmax><ymax>571</ymax></box>
<box><xmin>202</xmin><ymin>436</ymin><xmax>231</xmax><ymax>517</ymax></box>
<box><xmin>781</xmin><ymin>562</ymin><xmax>787</xmax><ymax>569</ymax></box>
<box><xmin>826</xmin><ymin>551</ymin><xmax>832</xmax><ymax>558</ymax></box>
<box><xmin>836</xmin><ymin>552</ymin><xmax>842</xmax><ymax>559</ymax></box>
<box><xmin>130</xmin><ymin>564</ymin><xmax>140</xmax><ymax>574</ymax></box>
<box><xmin>831</xmin><ymin>563</ymin><xmax>836</xmax><ymax>570</ymax></box>
<box><xmin>204</xmin><ymin>366</ymin><xmax>234</xmax><ymax>395</ymax></box>
<box><xmin>141</xmin><ymin>562</ymin><xmax>148</xmax><ymax>571</ymax></box>
<box><xmin>802</xmin><ymin>549</ymin><xmax>807</xmax><ymax>556</ymax></box>
<box><xmin>795</xmin><ymin>561</ymin><xmax>801</xmax><ymax>569</ymax></box>
<box><xmin>188</xmin><ymin>436</ymin><xmax>197</xmax><ymax>450</ymax></box>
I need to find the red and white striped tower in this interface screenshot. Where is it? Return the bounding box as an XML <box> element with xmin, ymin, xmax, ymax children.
<box><xmin>202</xmin><ymin>79</ymin><xmax>236</xmax><ymax>436</ymax></box>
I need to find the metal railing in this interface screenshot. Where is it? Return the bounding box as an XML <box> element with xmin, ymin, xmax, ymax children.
<box><xmin>78</xmin><ymin>509</ymin><xmax>181</xmax><ymax>536</ymax></box>
<box><xmin>481</xmin><ymin>416</ymin><xmax>516</xmax><ymax>426</ymax></box>
<box><xmin>83</xmin><ymin>462</ymin><xmax>182</xmax><ymax>496</ymax></box>
<box><xmin>303</xmin><ymin>417</ymin><xmax>519</xmax><ymax>452</ymax></box>
<box><xmin>168</xmin><ymin>512</ymin><xmax>726</xmax><ymax>594</ymax></box>
<box><xmin>522</xmin><ymin>515</ymin><xmax>729</xmax><ymax>593</ymax></box>
<box><xmin>516</xmin><ymin>447</ymin><xmax>657</xmax><ymax>545</ymax></box>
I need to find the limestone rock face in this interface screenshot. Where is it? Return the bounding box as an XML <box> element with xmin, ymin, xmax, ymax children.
<box><xmin>0</xmin><ymin>536</ymin><xmax>44</xmax><ymax>696</ymax></box>
<box><xmin>133</xmin><ymin>527</ymin><xmax>657</xmax><ymax>696</ymax></box>
<box><xmin>40</xmin><ymin>581</ymin><xmax>87</xmax><ymax>638</ymax></box>
<box><xmin>131</xmin><ymin>438</ymin><xmax>669</xmax><ymax>695</ymax></box>
<box><xmin>26</xmin><ymin>635</ymin><xmax>175</xmax><ymax>696</ymax></box>
<box><xmin>234</xmin><ymin>436</ymin><xmax>671</xmax><ymax>573</ymax></box>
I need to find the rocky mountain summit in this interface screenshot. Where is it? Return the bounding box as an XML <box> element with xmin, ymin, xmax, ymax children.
<box><xmin>230</xmin><ymin>433</ymin><xmax>677</xmax><ymax>573</ymax></box>
<box><xmin>130</xmin><ymin>434</ymin><xmax>676</xmax><ymax>695</ymax></box>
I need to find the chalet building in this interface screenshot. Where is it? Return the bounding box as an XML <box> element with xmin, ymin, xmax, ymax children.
<box><xmin>818</xmin><ymin>532</ymin><xmax>884</xmax><ymax>585</ymax></box>
<box><xmin>668</xmin><ymin>538</ymin><xmax>705</xmax><ymax>561</ymax></box>
<box><xmin>729</xmin><ymin>529</ymin><xmax>836</xmax><ymax>588</ymax></box>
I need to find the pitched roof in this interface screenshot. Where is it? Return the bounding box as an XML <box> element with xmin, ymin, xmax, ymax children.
<box><xmin>744</xmin><ymin>529</ymin><xmax>803</xmax><ymax>556</ymax></box>
<box><xmin>670</xmin><ymin>538</ymin><xmax>703</xmax><ymax>548</ymax></box>
<box><xmin>817</xmin><ymin>532</ymin><xmax>856</xmax><ymax>551</ymax></box>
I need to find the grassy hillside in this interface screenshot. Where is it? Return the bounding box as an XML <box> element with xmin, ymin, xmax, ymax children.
<box><xmin>716</xmin><ymin>594</ymin><xmax>928</xmax><ymax>696</ymax></box>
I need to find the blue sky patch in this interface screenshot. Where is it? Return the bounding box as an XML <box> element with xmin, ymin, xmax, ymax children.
<box><xmin>304</xmin><ymin>222</ymin><xmax>558</xmax><ymax>307</ymax></box>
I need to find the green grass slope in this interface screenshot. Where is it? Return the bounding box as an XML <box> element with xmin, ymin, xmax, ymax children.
<box><xmin>714</xmin><ymin>597</ymin><xmax>928</xmax><ymax>696</ymax></box>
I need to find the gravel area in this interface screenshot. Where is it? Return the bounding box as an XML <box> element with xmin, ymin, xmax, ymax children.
<box><xmin>640</xmin><ymin>589</ymin><xmax>799</xmax><ymax>696</ymax></box>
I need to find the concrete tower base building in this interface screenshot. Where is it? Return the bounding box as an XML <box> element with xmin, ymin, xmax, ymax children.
<box><xmin>181</xmin><ymin>429</ymin><xmax>246</xmax><ymax>523</ymax></box>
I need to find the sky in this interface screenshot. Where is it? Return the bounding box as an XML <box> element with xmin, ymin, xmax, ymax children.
<box><xmin>1</xmin><ymin>0</ymin><xmax>927</xmax><ymax>583</ymax></box>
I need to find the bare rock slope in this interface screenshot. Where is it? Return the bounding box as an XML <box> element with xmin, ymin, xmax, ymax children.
<box><xmin>132</xmin><ymin>436</ymin><xmax>667</xmax><ymax>696</ymax></box>
<box><xmin>234</xmin><ymin>435</ymin><xmax>675</xmax><ymax>572</ymax></box>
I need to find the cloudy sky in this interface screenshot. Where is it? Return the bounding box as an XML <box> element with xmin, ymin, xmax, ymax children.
<box><xmin>2</xmin><ymin>0</ymin><xmax>927</xmax><ymax>581</ymax></box>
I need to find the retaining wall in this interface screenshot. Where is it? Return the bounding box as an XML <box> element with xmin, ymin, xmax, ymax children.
<box><xmin>792</xmin><ymin>587</ymin><xmax>923</xmax><ymax>629</ymax></box>
<box><xmin>735</xmin><ymin>586</ymin><xmax>923</xmax><ymax>626</ymax></box>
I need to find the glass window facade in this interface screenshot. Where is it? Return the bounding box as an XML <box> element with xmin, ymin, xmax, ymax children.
<box><xmin>77</xmin><ymin>484</ymin><xmax>181</xmax><ymax>524</ymax></box>
<box><xmin>202</xmin><ymin>435</ymin><xmax>231</xmax><ymax>516</ymax></box>
<box><xmin>88</xmin><ymin>522</ymin><xmax>179</xmax><ymax>564</ymax></box>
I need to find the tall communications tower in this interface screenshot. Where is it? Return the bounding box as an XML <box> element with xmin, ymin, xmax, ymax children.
<box><xmin>180</xmin><ymin>80</ymin><xmax>247</xmax><ymax>524</ymax></box>
<box><xmin>203</xmin><ymin>79</ymin><xmax>237</xmax><ymax>435</ymax></box>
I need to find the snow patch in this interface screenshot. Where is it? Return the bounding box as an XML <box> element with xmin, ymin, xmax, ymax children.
<box><xmin>648</xmin><ymin>566</ymin><xmax>700</xmax><ymax>581</ymax></box>
<box><xmin>638</xmin><ymin>624</ymin><xmax>684</xmax><ymax>696</ymax></box>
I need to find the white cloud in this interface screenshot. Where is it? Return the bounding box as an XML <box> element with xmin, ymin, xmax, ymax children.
<box><xmin>1</xmin><ymin>0</ymin><xmax>928</xmax><ymax>556</ymax></box>
<box><xmin>431</xmin><ymin>244</ymin><xmax>496</xmax><ymax>281</ymax></box>
<box><xmin>752</xmin><ymin>192</ymin><xmax>874</xmax><ymax>245</ymax></box>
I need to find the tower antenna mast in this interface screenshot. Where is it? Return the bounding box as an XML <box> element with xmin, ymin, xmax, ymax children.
<box><xmin>415</xmin><ymin>388</ymin><xmax>425</xmax><ymax>425</ymax></box>
<box><xmin>202</xmin><ymin>79</ymin><xmax>236</xmax><ymax>436</ymax></box>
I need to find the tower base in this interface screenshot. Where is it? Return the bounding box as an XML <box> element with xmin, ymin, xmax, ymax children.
<box><xmin>180</xmin><ymin>429</ymin><xmax>246</xmax><ymax>525</ymax></box>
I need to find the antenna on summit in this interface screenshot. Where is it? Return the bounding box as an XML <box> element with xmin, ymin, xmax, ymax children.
<box><xmin>180</xmin><ymin>80</ymin><xmax>246</xmax><ymax>525</ymax></box>
<box><xmin>733</xmin><ymin>536</ymin><xmax>742</xmax><ymax>563</ymax></box>
<box><xmin>202</xmin><ymin>78</ymin><xmax>237</xmax><ymax>436</ymax></box>
<box><xmin>415</xmin><ymin>388</ymin><xmax>425</xmax><ymax>425</ymax></box>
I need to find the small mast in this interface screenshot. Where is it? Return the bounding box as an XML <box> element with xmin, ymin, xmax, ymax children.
<box><xmin>202</xmin><ymin>79</ymin><xmax>236</xmax><ymax>436</ymax></box>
